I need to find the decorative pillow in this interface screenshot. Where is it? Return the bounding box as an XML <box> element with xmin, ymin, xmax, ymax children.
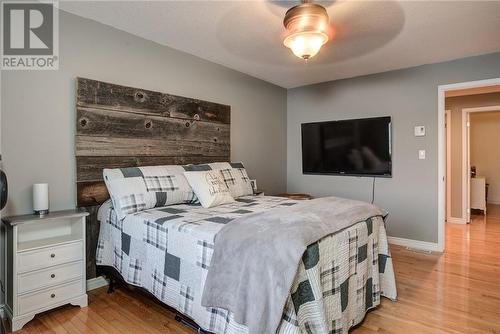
<box><xmin>182</xmin><ymin>161</ymin><xmax>245</xmax><ymax>172</ymax></box>
<box><xmin>183</xmin><ymin>162</ymin><xmax>252</xmax><ymax>198</ymax></box>
<box><xmin>184</xmin><ymin>170</ymin><xmax>235</xmax><ymax>208</ymax></box>
<box><xmin>219</xmin><ymin>168</ymin><xmax>253</xmax><ymax>198</ymax></box>
<box><xmin>103</xmin><ymin>165</ymin><xmax>197</xmax><ymax>220</ymax></box>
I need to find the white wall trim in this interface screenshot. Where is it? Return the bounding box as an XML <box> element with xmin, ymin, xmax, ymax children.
<box><xmin>445</xmin><ymin>109</ymin><xmax>452</xmax><ymax>222</ymax></box>
<box><xmin>86</xmin><ymin>276</ymin><xmax>109</xmax><ymax>291</ymax></box>
<box><xmin>388</xmin><ymin>236</ymin><xmax>441</xmax><ymax>253</ymax></box>
<box><xmin>447</xmin><ymin>217</ymin><xmax>467</xmax><ymax>224</ymax></box>
<box><xmin>461</xmin><ymin>107</ymin><xmax>470</xmax><ymax>222</ymax></box>
<box><xmin>437</xmin><ymin>85</ymin><xmax>447</xmax><ymax>253</ymax></box>
<box><xmin>487</xmin><ymin>200</ymin><xmax>500</xmax><ymax>205</ymax></box>
<box><xmin>438</xmin><ymin>77</ymin><xmax>500</xmax><ymax>253</ymax></box>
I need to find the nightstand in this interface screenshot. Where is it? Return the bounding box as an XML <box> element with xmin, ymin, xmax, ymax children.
<box><xmin>2</xmin><ymin>210</ymin><xmax>89</xmax><ymax>331</ymax></box>
<box><xmin>276</xmin><ymin>193</ymin><xmax>313</xmax><ymax>200</ymax></box>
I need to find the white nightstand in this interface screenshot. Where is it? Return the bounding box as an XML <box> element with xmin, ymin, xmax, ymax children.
<box><xmin>2</xmin><ymin>210</ymin><xmax>89</xmax><ymax>331</ymax></box>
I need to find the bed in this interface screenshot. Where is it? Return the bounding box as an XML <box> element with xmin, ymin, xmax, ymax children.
<box><xmin>96</xmin><ymin>194</ymin><xmax>397</xmax><ymax>334</ymax></box>
<box><xmin>76</xmin><ymin>78</ymin><xmax>397</xmax><ymax>334</ymax></box>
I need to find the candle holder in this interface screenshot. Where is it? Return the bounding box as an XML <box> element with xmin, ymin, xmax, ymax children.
<box><xmin>33</xmin><ymin>183</ymin><xmax>49</xmax><ymax>216</ymax></box>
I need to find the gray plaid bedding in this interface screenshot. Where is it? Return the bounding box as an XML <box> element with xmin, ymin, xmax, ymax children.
<box><xmin>97</xmin><ymin>195</ymin><xmax>397</xmax><ymax>334</ymax></box>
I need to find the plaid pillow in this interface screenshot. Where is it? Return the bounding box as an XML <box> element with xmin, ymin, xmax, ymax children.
<box><xmin>143</xmin><ymin>175</ymin><xmax>178</xmax><ymax>192</ymax></box>
<box><xmin>219</xmin><ymin>168</ymin><xmax>253</xmax><ymax>198</ymax></box>
<box><xmin>118</xmin><ymin>193</ymin><xmax>147</xmax><ymax>215</ymax></box>
<box><xmin>103</xmin><ymin>165</ymin><xmax>196</xmax><ymax>220</ymax></box>
<box><xmin>220</xmin><ymin>169</ymin><xmax>236</xmax><ymax>186</ymax></box>
<box><xmin>182</xmin><ymin>161</ymin><xmax>246</xmax><ymax>172</ymax></box>
<box><xmin>183</xmin><ymin>162</ymin><xmax>252</xmax><ymax>198</ymax></box>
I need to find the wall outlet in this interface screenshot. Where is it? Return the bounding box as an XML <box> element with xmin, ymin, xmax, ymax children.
<box><xmin>414</xmin><ymin>125</ymin><xmax>426</xmax><ymax>137</ymax></box>
<box><xmin>419</xmin><ymin>150</ymin><xmax>426</xmax><ymax>160</ymax></box>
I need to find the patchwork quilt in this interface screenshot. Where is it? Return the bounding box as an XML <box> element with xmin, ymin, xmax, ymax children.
<box><xmin>96</xmin><ymin>196</ymin><xmax>397</xmax><ymax>334</ymax></box>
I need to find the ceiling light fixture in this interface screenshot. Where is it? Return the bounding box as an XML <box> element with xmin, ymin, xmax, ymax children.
<box><xmin>283</xmin><ymin>0</ymin><xmax>330</xmax><ymax>61</ymax></box>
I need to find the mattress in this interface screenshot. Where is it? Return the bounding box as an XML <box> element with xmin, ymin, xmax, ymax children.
<box><xmin>96</xmin><ymin>195</ymin><xmax>397</xmax><ymax>334</ymax></box>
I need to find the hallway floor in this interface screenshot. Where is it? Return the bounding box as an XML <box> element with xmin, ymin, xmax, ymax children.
<box><xmin>357</xmin><ymin>203</ymin><xmax>500</xmax><ymax>333</ymax></box>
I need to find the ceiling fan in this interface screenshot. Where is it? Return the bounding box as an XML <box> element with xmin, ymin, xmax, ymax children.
<box><xmin>283</xmin><ymin>0</ymin><xmax>330</xmax><ymax>61</ymax></box>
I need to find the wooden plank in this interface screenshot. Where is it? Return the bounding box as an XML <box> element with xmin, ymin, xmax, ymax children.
<box><xmin>77</xmin><ymin>78</ymin><xmax>230</xmax><ymax>124</ymax></box>
<box><xmin>76</xmin><ymin>136</ymin><xmax>229</xmax><ymax>157</ymax></box>
<box><xmin>76</xmin><ymin>156</ymin><xmax>227</xmax><ymax>182</ymax></box>
<box><xmin>77</xmin><ymin>181</ymin><xmax>109</xmax><ymax>207</ymax></box>
<box><xmin>76</xmin><ymin>107</ymin><xmax>229</xmax><ymax>143</ymax></box>
<box><xmin>83</xmin><ymin>205</ymin><xmax>100</xmax><ymax>279</ymax></box>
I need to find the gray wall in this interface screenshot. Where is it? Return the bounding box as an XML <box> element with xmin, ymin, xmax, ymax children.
<box><xmin>446</xmin><ymin>92</ymin><xmax>500</xmax><ymax>218</ymax></box>
<box><xmin>1</xmin><ymin>10</ymin><xmax>287</xmax><ymax>217</ymax></box>
<box><xmin>287</xmin><ymin>52</ymin><xmax>500</xmax><ymax>243</ymax></box>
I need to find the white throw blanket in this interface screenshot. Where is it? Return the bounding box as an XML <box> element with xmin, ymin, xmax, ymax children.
<box><xmin>201</xmin><ymin>196</ymin><xmax>385</xmax><ymax>334</ymax></box>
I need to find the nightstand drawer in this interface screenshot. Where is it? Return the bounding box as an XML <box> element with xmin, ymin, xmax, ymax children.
<box><xmin>17</xmin><ymin>241</ymin><xmax>84</xmax><ymax>273</ymax></box>
<box><xmin>18</xmin><ymin>261</ymin><xmax>84</xmax><ymax>294</ymax></box>
<box><xmin>18</xmin><ymin>279</ymin><xmax>84</xmax><ymax>315</ymax></box>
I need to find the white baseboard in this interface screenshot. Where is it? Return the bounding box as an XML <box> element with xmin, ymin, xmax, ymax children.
<box><xmin>487</xmin><ymin>200</ymin><xmax>500</xmax><ymax>205</ymax></box>
<box><xmin>446</xmin><ymin>217</ymin><xmax>467</xmax><ymax>224</ymax></box>
<box><xmin>86</xmin><ymin>276</ymin><xmax>109</xmax><ymax>291</ymax></box>
<box><xmin>388</xmin><ymin>236</ymin><xmax>441</xmax><ymax>253</ymax></box>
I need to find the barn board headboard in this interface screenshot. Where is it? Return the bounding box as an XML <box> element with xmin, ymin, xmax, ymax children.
<box><xmin>75</xmin><ymin>77</ymin><xmax>231</xmax><ymax>207</ymax></box>
<box><xmin>76</xmin><ymin>78</ymin><xmax>230</xmax><ymax>278</ymax></box>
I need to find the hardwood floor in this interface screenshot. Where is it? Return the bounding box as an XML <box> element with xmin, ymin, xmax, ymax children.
<box><xmin>7</xmin><ymin>205</ymin><xmax>500</xmax><ymax>333</ymax></box>
<box><xmin>354</xmin><ymin>204</ymin><xmax>500</xmax><ymax>334</ymax></box>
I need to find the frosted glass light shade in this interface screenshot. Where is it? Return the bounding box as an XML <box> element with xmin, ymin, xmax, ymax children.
<box><xmin>283</xmin><ymin>31</ymin><xmax>328</xmax><ymax>60</ymax></box>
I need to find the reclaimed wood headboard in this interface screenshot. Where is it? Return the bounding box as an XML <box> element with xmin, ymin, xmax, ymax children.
<box><xmin>75</xmin><ymin>78</ymin><xmax>230</xmax><ymax>278</ymax></box>
<box><xmin>75</xmin><ymin>77</ymin><xmax>231</xmax><ymax>207</ymax></box>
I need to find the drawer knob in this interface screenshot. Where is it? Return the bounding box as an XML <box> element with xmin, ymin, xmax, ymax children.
<box><xmin>50</xmin><ymin>293</ymin><xmax>55</xmax><ymax>298</ymax></box>
<box><xmin>50</xmin><ymin>274</ymin><xmax>55</xmax><ymax>278</ymax></box>
<box><xmin>50</xmin><ymin>253</ymin><xmax>55</xmax><ymax>258</ymax></box>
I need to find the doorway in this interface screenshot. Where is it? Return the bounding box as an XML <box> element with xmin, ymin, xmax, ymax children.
<box><xmin>437</xmin><ymin>78</ymin><xmax>500</xmax><ymax>251</ymax></box>
<box><xmin>464</xmin><ymin>107</ymin><xmax>500</xmax><ymax>221</ymax></box>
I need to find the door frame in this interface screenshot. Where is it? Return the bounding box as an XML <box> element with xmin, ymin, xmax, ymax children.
<box><xmin>445</xmin><ymin>109</ymin><xmax>451</xmax><ymax>222</ymax></box>
<box><xmin>437</xmin><ymin>77</ymin><xmax>500</xmax><ymax>252</ymax></box>
<box><xmin>462</xmin><ymin>105</ymin><xmax>500</xmax><ymax>222</ymax></box>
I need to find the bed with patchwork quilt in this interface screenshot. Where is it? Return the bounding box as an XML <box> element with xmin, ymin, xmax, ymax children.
<box><xmin>96</xmin><ymin>195</ymin><xmax>397</xmax><ymax>334</ymax></box>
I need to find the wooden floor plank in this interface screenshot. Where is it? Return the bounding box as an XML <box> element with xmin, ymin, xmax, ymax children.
<box><xmin>8</xmin><ymin>204</ymin><xmax>500</xmax><ymax>333</ymax></box>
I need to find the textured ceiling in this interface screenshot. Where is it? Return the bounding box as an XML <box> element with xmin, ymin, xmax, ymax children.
<box><xmin>60</xmin><ymin>1</ymin><xmax>500</xmax><ymax>88</ymax></box>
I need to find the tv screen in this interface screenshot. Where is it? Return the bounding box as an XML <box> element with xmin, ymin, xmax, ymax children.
<box><xmin>301</xmin><ymin>116</ymin><xmax>392</xmax><ymax>177</ymax></box>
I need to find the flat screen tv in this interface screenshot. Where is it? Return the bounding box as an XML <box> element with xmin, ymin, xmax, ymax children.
<box><xmin>301</xmin><ymin>116</ymin><xmax>392</xmax><ymax>177</ymax></box>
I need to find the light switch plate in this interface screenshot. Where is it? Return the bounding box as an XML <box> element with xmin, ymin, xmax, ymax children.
<box><xmin>419</xmin><ymin>150</ymin><xmax>426</xmax><ymax>160</ymax></box>
<box><xmin>414</xmin><ymin>126</ymin><xmax>426</xmax><ymax>137</ymax></box>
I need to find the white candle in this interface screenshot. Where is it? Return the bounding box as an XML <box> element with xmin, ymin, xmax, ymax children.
<box><xmin>33</xmin><ymin>183</ymin><xmax>49</xmax><ymax>214</ymax></box>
